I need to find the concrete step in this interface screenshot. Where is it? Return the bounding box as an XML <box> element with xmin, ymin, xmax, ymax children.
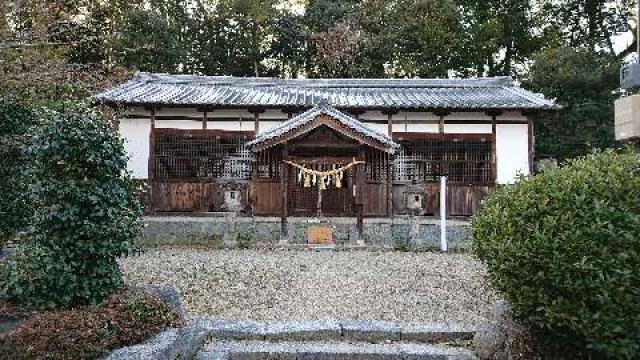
<box><xmin>194</xmin><ymin>319</ymin><xmax>475</xmax><ymax>345</ymax></box>
<box><xmin>196</xmin><ymin>340</ymin><xmax>475</xmax><ymax>360</ymax></box>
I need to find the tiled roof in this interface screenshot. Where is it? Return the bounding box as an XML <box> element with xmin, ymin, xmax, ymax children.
<box><xmin>246</xmin><ymin>104</ymin><xmax>399</xmax><ymax>152</ymax></box>
<box><xmin>93</xmin><ymin>72</ymin><xmax>559</xmax><ymax>110</ymax></box>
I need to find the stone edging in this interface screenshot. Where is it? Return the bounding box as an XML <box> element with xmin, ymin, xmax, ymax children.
<box><xmin>103</xmin><ymin>318</ymin><xmax>476</xmax><ymax>360</ymax></box>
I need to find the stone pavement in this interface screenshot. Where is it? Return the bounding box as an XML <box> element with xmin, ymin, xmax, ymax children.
<box><xmin>104</xmin><ymin>318</ymin><xmax>477</xmax><ymax>360</ymax></box>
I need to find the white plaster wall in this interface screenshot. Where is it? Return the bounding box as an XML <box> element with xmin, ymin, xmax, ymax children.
<box><xmin>205</xmin><ymin>120</ymin><xmax>248</xmax><ymax>131</ymax></box>
<box><xmin>155</xmin><ymin>119</ymin><xmax>203</xmax><ymax>129</ymax></box>
<box><xmin>444</xmin><ymin>112</ymin><xmax>492</xmax><ymax>121</ymax></box>
<box><xmin>118</xmin><ymin>118</ymin><xmax>150</xmax><ymax>179</ymax></box>
<box><xmin>496</xmin><ymin>123</ymin><xmax>530</xmax><ymax>184</ymax></box>
<box><xmin>445</xmin><ymin>123</ymin><xmax>492</xmax><ymax>134</ymax></box>
<box><xmin>497</xmin><ymin>110</ymin><xmax>528</xmax><ymax>121</ymax></box>
<box><xmin>392</xmin><ymin>123</ymin><xmax>439</xmax><ymax>133</ymax></box>
<box><xmin>209</xmin><ymin>108</ymin><xmax>253</xmax><ymax>119</ymax></box>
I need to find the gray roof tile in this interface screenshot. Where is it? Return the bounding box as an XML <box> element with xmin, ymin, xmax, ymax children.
<box><xmin>246</xmin><ymin>105</ymin><xmax>399</xmax><ymax>152</ymax></box>
<box><xmin>94</xmin><ymin>72</ymin><xmax>559</xmax><ymax>110</ymax></box>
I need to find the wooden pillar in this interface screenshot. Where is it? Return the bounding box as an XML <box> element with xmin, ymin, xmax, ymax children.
<box><xmin>486</xmin><ymin>110</ymin><xmax>502</xmax><ymax>184</ymax></box>
<box><xmin>528</xmin><ymin>117</ymin><xmax>534</xmax><ymax>174</ymax></box>
<box><xmin>148</xmin><ymin>107</ymin><xmax>156</xmax><ymax>181</ymax></box>
<box><xmin>147</xmin><ymin>107</ymin><xmax>156</xmax><ymax>212</ymax></box>
<box><xmin>386</xmin><ymin>152</ymin><xmax>394</xmax><ymax>217</ymax></box>
<box><xmin>202</xmin><ymin>108</ymin><xmax>208</xmax><ymax>129</ymax></box>
<box><xmin>356</xmin><ymin>146</ymin><xmax>365</xmax><ymax>239</ymax></box>
<box><xmin>281</xmin><ymin>143</ymin><xmax>289</xmax><ymax>236</ymax></box>
<box><xmin>250</xmin><ymin>108</ymin><xmax>264</xmax><ymax>134</ymax></box>
<box><xmin>250</xmin><ymin>156</ymin><xmax>258</xmax><ymax>216</ymax></box>
<box><xmin>382</xmin><ymin>109</ymin><xmax>398</xmax><ymax>137</ymax></box>
<box><xmin>317</xmin><ymin>186</ymin><xmax>323</xmax><ymax>217</ymax></box>
<box><xmin>492</xmin><ymin>115</ymin><xmax>497</xmax><ymax>183</ymax></box>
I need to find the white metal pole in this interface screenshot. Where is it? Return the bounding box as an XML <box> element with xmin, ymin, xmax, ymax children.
<box><xmin>440</xmin><ymin>175</ymin><xmax>447</xmax><ymax>252</ymax></box>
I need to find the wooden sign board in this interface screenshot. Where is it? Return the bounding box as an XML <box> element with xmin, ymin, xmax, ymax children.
<box><xmin>615</xmin><ymin>95</ymin><xmax>640</xmax><ymax>140</ymax></box>
<box><xmin>307</xmin><ymin>226</ymin><xmax>334</xmax><ymax>245</ymax></box>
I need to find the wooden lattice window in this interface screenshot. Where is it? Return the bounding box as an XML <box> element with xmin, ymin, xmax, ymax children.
<box><xmin>365</xmin><ymin>149</ymin><xmax>389</xmax><ymax>182</ymax></box>
<box><xmin>395</xmin><ymin>137</ymin><xmax>493</xmax><ymax>184</ymax></box>
<box><xmin>152</xmin><ymin>130</ymin><xmax>252</xmax><ymax>181</ymax></box>
<box><xmin>256</xmin><ymin>147</ymin><xmax>282</xmax><ymax>180</ymax></box>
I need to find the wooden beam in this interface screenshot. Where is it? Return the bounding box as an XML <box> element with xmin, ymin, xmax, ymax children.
<box><xmin>392</xmin><ymin>133</ymin><xmax>493</xmax><ymax>141</ymax></box>
<box><xmin>387</xmin><ymin>112</ymin><xmax>393</xmax><ymax>137</ymax></box>
<box><xmin>281</xmin><ymin>143</ymin><xmax>289</xmax><ymax>236</ymax></box>
<box><xmin>491</xmin><ymin>115</ymin><xmax>497</xmax><ymax>184</ymax></box>
<box><xmin>152</xmin><ymin>128</ymin><xmax>255</xmax><ymax>139</ymax></box>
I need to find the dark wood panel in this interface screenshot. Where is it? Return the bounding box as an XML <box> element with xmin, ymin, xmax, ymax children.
<box><xmin>255</xmin><ymin>181</ymin><xmax>282</xmax><ymax>215</ymax></box>
<box><xmin>393</xmin><ymin>133</ymin><xmax>494</xmax><ymax>141</ymax></box>
<box><xmin>152</xmin><ymin>128</ymin><xmax>255</xmax><ymax>139</ymax></box>
<box><xmin>391</xmin><ymin>183</ymin><xmax>488</xmax><ymax>217</ymax></box>
<box><xmin>364</xmin><ymin>182</ymin><xmax>387</xmax><ymax>216</ymax></box>
<box><xmin>447</xmin><ymin>185</ymin><xmax>488</xmax><ymax>217</ymax></box>
<box><xmin>151</xmin><ymin>182</ymin><xmax>223</xmax><ymax>212</ymax></box>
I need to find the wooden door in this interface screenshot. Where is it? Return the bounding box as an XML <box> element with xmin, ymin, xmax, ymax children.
<box><xmin>288</xmin><ymin>167</ymin><xmax>354</xmax><ymax>216</ymax></box>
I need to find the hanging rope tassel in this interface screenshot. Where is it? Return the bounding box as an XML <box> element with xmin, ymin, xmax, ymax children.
<box><xmin>283</xmin><ymin>159</ymin><xmax>365</xmax><ymax>191</ymax></box>
<box><xmin>304</xmin><ymin>173</ymin><xmax>311</xmax><ymax>188</ymax></box>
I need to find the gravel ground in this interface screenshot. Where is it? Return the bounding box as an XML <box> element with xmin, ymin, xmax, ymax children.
<box><xmin>119</xmin><ymin>249</ymin><xmax>497</xmax><ymax>327</ymax></box>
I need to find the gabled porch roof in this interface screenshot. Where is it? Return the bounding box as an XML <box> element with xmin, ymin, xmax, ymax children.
<box><xmin>246</xmin><ymin>104</ymin><xmax>400</xmax><ymax>153</ymax></box>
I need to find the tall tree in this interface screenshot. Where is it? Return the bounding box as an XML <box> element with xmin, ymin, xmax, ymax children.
<box><xmin>539</xmin><ymin>0</ymin><xmax>633</xmax><ymax>56</ymax></box>
<box><xmin>524</xmin><ymin>46</ymin><xmax>620</xmax><ymax>160</ymax></box>
<box><xmin>268</xmin><ymin>9</ymin><xmax>307</xmax><ymax>77</ymax></box>
<box><xmin>457</xmin><ymin>0</ymin><xmax>541</xmax><ymax>76</ymax></box>
<box><xmin>195</xmin><ymin>0</ymin><xmax>278</xmax><ymax>76</ymax></box>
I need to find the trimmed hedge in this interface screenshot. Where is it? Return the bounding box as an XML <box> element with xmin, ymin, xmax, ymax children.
<box><xmin>0</xmin><ymin>291</ymin><xmax>183</xmax><ymax>360</ymax></box>
<box><xmin>0</xmin><ymin>103</ymin><xmax>142</xmax><ymax>309</ymax></box>
<box><xmin>473</xmin><ymin>149</ymin><xmax>640</xmax><ymax>358</ymax></box>
<box><xmin>0</xmin><ymin>96</ymin><xmax>42</xmax><ymax>244</ymax></box>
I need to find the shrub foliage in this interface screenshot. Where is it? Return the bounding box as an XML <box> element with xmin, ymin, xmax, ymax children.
<box><xmin>0</xmin><ymin>291</ymin><xmax>182</xmax><ymax>360</ymax></box>
<box><xmin>472</xmin><ymin>149</ymin><xmax>640</xmax><ymax>358</ymax></box>
<box><xmin>0</xmin><ymin>104</ymin><xmax>141</xmax><ymax>309</ymax></box>
<box><xmin>0</xmin><ymin>97</ymin><xmax>41</xmax><ymax>244</ymax></box>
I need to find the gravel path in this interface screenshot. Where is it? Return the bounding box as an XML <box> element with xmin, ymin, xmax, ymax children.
<box><xmin>119</xmin><ymin>249</ymin><xmax>497</xmax><ymax>327</ymax></box>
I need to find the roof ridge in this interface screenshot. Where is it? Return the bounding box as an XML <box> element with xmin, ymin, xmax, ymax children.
<box><xmin>130</xmin><ymin>72</ymin><xmax>515</xmax><ymax>88</ymax></box>
<box><xmin>93</xmin><ymin>73</ymin><xmax>558</xmax><ymax>110</ymax></box>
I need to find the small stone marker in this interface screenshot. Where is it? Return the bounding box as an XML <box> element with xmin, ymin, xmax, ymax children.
<box><xmin>307</xmin><ymin>226</ymin><xmax>334</xmax><ymax>245</ymax></box>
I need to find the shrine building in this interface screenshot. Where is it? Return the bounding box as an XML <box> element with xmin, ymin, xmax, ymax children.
<box><xmin>95</xmin><ymin>73</ymin><xmax>558</xmax><ymax>237</ymax></box>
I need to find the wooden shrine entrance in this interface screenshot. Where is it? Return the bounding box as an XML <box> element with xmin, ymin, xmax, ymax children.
<box><xmin>246</xmin><ymin>107</ymin><xmax>399</xmax><ymax>238</ymax></box>
<box><xmin>285</xmin><ymin>126</ymin><xmax>361</xmax><ymax>217</ymax></box>
<box><xmin>287</xmin><ymin>158</ymin><xmax>355</xmax><ymax>216</ymax></box>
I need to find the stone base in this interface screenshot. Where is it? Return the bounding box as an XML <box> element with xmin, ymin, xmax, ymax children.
<box><xmin>139</xmin><ymin>216</ymin><xmax>472</xmax><ymax>251</ymax></box>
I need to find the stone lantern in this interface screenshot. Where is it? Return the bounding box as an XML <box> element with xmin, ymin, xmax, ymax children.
<box><xmin>405</xmin><ymin>180</ymin><xmax>425</xmax><ymax>216</ymax></box>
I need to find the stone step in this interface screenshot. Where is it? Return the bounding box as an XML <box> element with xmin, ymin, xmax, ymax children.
<box><xmin>196</xmin><ymin>340</ymin><xmax>475</xmax><ymax>360</ymax></box>
<box><xmin>193</xmin><ymin>319</ymin><xmax>475</xmax><ymax>345</ymax></box>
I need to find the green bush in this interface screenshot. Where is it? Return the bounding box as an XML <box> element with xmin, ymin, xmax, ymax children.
<box><xmin>0</xmin><ymin>103</ymin><xmax>142</xmax><ymax>309</ymax></box>
<box><xmin>0</xmin><ymin>97</ymin><xmax>42</xmax><ymax>244</ymax></box>
<box><xmin>473</xmin><ymin>149</ymin><xmax>640</xmax><ymax>358</ymax></box>
<box><xmin>0</xmin><ymin>291</ymin><xmax>183</xmax><ymax>360</ymax></box>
